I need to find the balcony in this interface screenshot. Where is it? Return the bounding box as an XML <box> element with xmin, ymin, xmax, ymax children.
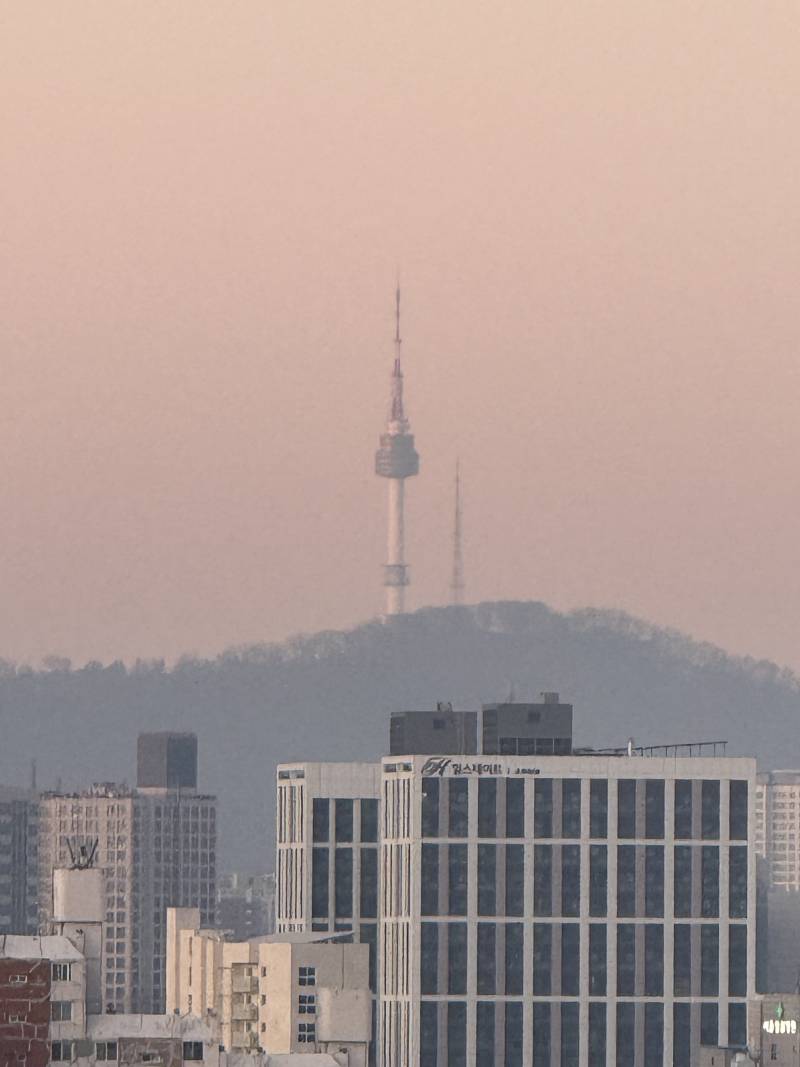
<box><xmin>231</xmin><ymin>974</ymin><xmax>258</xmax><ymax>994</ymax></box>
<box><xmin>232</xmin><ymin>1002</ymin><xmax>257</xmax><ymax>1022</ymax></box>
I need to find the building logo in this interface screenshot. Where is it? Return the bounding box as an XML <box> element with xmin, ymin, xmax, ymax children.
<box><xmin>763</xmin><ymin>1002</ymin><xmax>797</xmax><ymax>1034</ymax></box>
<box><xmin>420</xmin><ymin>757</ymin><xmax>540</xmax><ymax>778</ymax></box>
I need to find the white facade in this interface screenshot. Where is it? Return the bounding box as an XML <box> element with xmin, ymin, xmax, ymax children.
<box><xmin>380</xmin><ymin>752</ymin><xmax>757</xmax><ymax>1067</ymax></box>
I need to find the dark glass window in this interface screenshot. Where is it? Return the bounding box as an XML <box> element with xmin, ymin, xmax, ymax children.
<box><xmin>422</xmin><ymin>779</ymin><xmax>440</xmax><ymax>838</ymax></box>
<box><xmin>617</xmin><ymin>924</ymin><xmax>635</xmax><ymax>996</ymax></box>
<box><xmin>589</xmin><ymin>923</ymin><xmax>606</xmax><ymax>995</ymax></box>
<box><xmin>312</xmin><ymin>799</ymin><xmax>329</xmax><ymax>842</ymax></box>
<box><xmin>505</xmin><ymin>779</ymin><xmax>525</xmax><ymax>838</ymax></box>
<box><xmin>311</xmin><ymin>847</ymin><xmax>329</xmax><ymax>917</ymax></box>
<box><xmin>561</xmin><ymin>923</ymin><xmax>579</xmax><ymax>996</ymax></box>
<box><xmin>674</xmin><ymin>846</ymin><xmax>692</xmax><ymax>918</ymax></box>
<box><xmin>645</xmin><ymin>780</ymin><xmax>665</xmax><ymax>838</ymax></box>
<box><xmin>504</xmin><ymin>924</ymin><xmax>523</xmax><ymax>995</ymax></box>
<box><xmin>477</xmin><ymin>924</ymin><xmax>496</xmax><ymax>995</ymax></box>
<box><xmin>590</xmin><ymin>779</ymin><xmax>608</xmax><ymax>838</ymax></box>
<box><xmin>674</xmin><ymin>780</ymin><xmax>693</xmax><ymax>839</ymax></box>
<box><xmin>588</xmin><ymin>1003</ymin><xmax>606</xmax><ymax>1067</ymax></box>
<box><xmin>645</xmin><ymin>845</ymin><xmax>664</xmax><ymax>917</ymax></box>
<box><xmin>589</xmin><ymin>845</ymin><xmax>607</xmax><ymax>917</ymax></box>
<box><xmin>700</xmin><ymin>1003</ymin><xmax>718</xmax><ymax>1047</ymax></box>
<box><xmin>505</xmin><ymin>1002</ymin><xmax>523</xmax><ymax>1067</ymax></box>
<box><xmin>421</xmin><ymin>844</ymin><xmax>439</xmax><ymax>916</ymax></box>
<box><xmin>561</xmin><ymin>845</ymin><xmax>580</xmax><ymax>917</ymax></box>
<box><xmin>673</xmin><ymin>1004</ymin><xmax>690</xmax><ymax>1067</ymax></box>
<box><xmin>360</xmin><ymin>922</ymin><xmax>378</xmax><ymax>992</ymax></box>
<box><xmin>561</xmin><ymin>779</ymin><xmax>581</xmax><ymax>838</ymax></box>
<box><xmin>448</xmin><ymin>923</ymin><xmax>467</xmax><ymax>995</ymax></box>
<box><xmin>674</xmin><ymin>924</ymin><xmax>691</xmax><ymax>995</ymax></box>
<box><xmin>533</xmin><ymin>845</ymin><xmax>552</xmax><ymax>916</ymax></box>
<box><xmin>532</xmin><ymin>1003</ymin><xmax>551</xmax><ymax>1067</ymax></box>
<box><xmin>560</xmin><ymin>1002</ymin><xmax>579</xmax><ymax>1067</ymax></box>
<box><xmin>421</xmin><ymin>922</ymin><xmax>439</xmax><ymax>994</ymax></box>
<box><xmin>448</xmin><ymin>844</ymin><xmax>468</xmax><ymax>916</ymax></box>
<box><xmin>478</xmin><ymin>845</ymin><xmax>497</xmax><ymax>916</ymax></box>
<box><xmin>729</xmin><ymin>780</ymin><xmax>748</xmax><ymax>840</ymax></box>
<box><xmin>617</xmin><ymin>780</ymin><xmax>636</xmax><ymax>839</ymax></box>
<box><xmin>476</xmin><ymin>1002</ymin><xmax>495</xmax><ymax>1067</ymax></box>
<box><xmin>534</xmin><ymin>779</ymin><xmax>553</xmax><ymax>838</ymax></box>
<box><xmin>616</xmin><ymin>1003</ymin><xmax>635</xmax><ymax>1067</ymax></box>
<box><xmin>617</xmin><ymin>845</ymin><xmax>636</xmax><ymax>917</ymax></box>
<box><xmin>644</xmin><ymin>924</ymin><xmax>663</xmax><ymax>996</ymax></box>
<box><xmin>702</xmin><ymin>846</ymin><xmax>720</xmax><ymax>917</ymax></box>
<box><xmin>448</xmin><ymin>780</ymin><xmax>469</xmax><ymax>838</ymax></box>
<box><xmin>644</xmin><ymin>1003</ymin><xmax>663</xmax><ymax>1066</ymax></box>
<box><xmin>701</xmin><ymin>924</ymin><xmax>719</xmax><ymax>995</ymax></box>
<box><xmin>420</xmin><ymin>1002</ymin><xmax>437</xmax><ymax>1067</ymax></box>
<box><xmin>701</xmin><ymin>780</ymin><xmax>720</xmax><ymax>840</ymax></box>
<box><xmin>505</xmin><ymin>845</ymin><xmax>524</xmax><ymax>917</ymax></box>
<box><xmin>478</xmin><ymin>779</ymin><xmax>497</xmax><ymax>839</ymax></box>
<box><xmin>335</xmin><ymin>799</ymin><xmax>353</xmax><ymax>843</ymax></box>
<box><xmin>532</xmin><ymin>923</ymin><xmax>552</xmax><ymax>995</ymax></box>
<box><xmin>448</xmin><ymin>1002</ymin><xmax>466</xmax><ymax>1067</ymax></box>
<box><xmin>360</xmin><ymin>848</ymin><xmax>378</xmax><ymax>918</ymax></box>
<box><xmin>729</xmin><ymin>924</ymin><xmax>747</xmax><ymax>996</ymax></box>
<box><xmin>729</xmin><ymin>846</ymin><xmax>747</xmax><ymax>918</ymax></box>
<box><xmin>334</xmin><ymin>848</ymin><xmax>353</xmax><ymax>918</ymax></box>
<box><xmin>361</xmin><ymin>799</ymin><xmax>378</xmax><ymax>843</ymax></box>
<box><xmin>729</xmin><ymin>1003</ymin><xmax>747</xmax><ymax>1048</ymax></box>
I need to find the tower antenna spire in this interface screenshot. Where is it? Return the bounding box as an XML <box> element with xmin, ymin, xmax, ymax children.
<box><xmin>395</xmin><ymin>284</ymin><xmax>401</xmax><ymax>346</ymax></box>
<box><xmin>451</xmin><ymin>459</ymin><xmax>464</xmax><ymax>606</ymax></box>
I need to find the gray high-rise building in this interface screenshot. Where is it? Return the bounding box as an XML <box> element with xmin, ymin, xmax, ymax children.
<box><xmin>137</xmin><ymin>732</ymin><xmax>198</xmax><ymax>791</ymax></box>
<box><xmin>0</xmin><ymin>786</ymin><xmax>39</xmax><ymax>934</ymax></box>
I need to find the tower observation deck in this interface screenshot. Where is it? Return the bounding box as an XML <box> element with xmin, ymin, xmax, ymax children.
<box><xmin>375</xmin><ymin>288</ymin><xmax>419</xmax><ymax>615</ymax></box>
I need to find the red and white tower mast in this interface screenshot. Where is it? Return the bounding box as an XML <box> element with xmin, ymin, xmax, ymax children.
<box><xmin>375</xmin><ymin>288</ymin><xmax>420</xmax><ymax>615</ymax></box>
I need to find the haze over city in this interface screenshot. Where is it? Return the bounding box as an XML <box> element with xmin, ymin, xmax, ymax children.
<box><xmin>2</xmin><ymin>2</ymin><xmax>799</xmax><ymax>668</ymax></box>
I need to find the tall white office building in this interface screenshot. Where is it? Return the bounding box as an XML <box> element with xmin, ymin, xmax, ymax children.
<box><xmin>381</xmin><ymin>751</ymin><xmax>755</xmax><ymax>1067</ymax></box>
<box><xmin>755</xmin><ymin>770</ymin><xmax>800</xmax><ymax>889</ymax></box>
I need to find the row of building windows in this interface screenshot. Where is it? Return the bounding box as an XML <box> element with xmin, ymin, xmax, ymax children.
<box><xmin>312</xmin><ymin>798</ymin><xmax>379</xmax><ymax>843</ymax></box>
<box><xmin>418</xmin><ymin>843</ymin><xmax>747</xmax><ymax>919</ymax></box>
<box><xmin>312</xmin><ymin>846</ymin><xmax>378</xmax><ymax>919</ymax></box>
<box><xmin>417</xmin><ymin>999</ymin><xmax>746</xmax><ymax>1067</ymax></box>
<box><xmin>420</xmin><ymin>778</ymin><xmax>748</xmax><ymax>842</ymax></box>
<box><xmin>419</xmin><ymin>920</ymin><xmax>746</xmax><ymax>998</ymax></box>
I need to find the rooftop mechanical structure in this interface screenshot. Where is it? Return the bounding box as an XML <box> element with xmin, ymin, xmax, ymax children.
<box><xmin>375</xmin><ymin>288</ymin><xmax>419</xmax><ymax>615</ymax></box>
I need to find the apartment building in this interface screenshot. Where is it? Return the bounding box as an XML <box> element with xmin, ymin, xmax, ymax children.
<box><xmin>166</xmin><ymin>907</ymin><xmax>371</xmax><ymax>1063</ymax></box>
<box><xmin>38</xmin><ymin>733</ymin><xmax>216</xmax><ymax>1014</ymax></box>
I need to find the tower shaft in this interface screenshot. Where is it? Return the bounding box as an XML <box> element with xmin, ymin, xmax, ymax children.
<box><xmin>375</xmin><ymin>288</ymin><xmax>419</xmax><ymax>616</ymax></box>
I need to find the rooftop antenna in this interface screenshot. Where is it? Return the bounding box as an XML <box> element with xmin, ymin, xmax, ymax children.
<box><xmin>30</xmin><ymin>759</ymin><xmax>37</xmax><ymax>792</ymax></box>
<box><xmin>450</xmin><ymin>459</ymin><xmax>464</xmax><ymax>606</ymax></box>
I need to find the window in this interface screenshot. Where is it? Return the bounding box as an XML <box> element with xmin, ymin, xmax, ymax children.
<box><xmin>9</xmin><ymin>974</ymin><xmax>28</xmax><ymax>985</ymax></box>
<box><xmin>96</xmin><ymin>1043</ymin><xmax>118</xmax><ymax>1061</ymax></box>
<box><xmin>449</xmin><ymin>923</ymin><xmax>468</xmax><ymax>995</ymax></box>
<box><xmin>298</xmin><ymin>1022</ymin><xmax>316</xmax><ymax>1043</ymax></box>
<box><xmin>590</xmin><ymin>779</ymin><xmax>608</xmax><ymax>838</ymax></box>
<box><xmin>478</xmin><ymin>779</ymin><xmax>497</xmax><ymax>838</ymax></box>
<box><xmin>52</xmin><ymin>963</ymin><xmax>71</xmax><ymax>982</ymax></box>
<box><xmin>51</xmin><ymin>1001</ymin><xmax>72</xmax><ymax>1021</ymax></box>
<box><xmin>299</xmin><ymin>966</ymin><xmax>316</xmax><ymax>986</ymax></box>
<box><xmin>360</xmin><ymin>799</ymin><xmax>378</xmax><ymax>843</ymax></box>
<box><xmin>478</xmin><ymin>844</ymin><xmax>496</xmax><ymax>915</ymax></box>
<box><xmin>420</xmin><ymin>1002</ymin><xmax>438</xmax><ymax>1067</ymax></box>
<box><xmin>448</xmin><ymin>780</ymin><xmax>469</xmax><ymax>838</ymax></box>
<box><xmin>335</xmin><ymin>799</ymin><xmax>353</xmax><ymax>842</ymax></box>
<box><xmin>312</xmin><ymin>799</ymin><xmax>329</xmax><ymax>842</ymax></box>
<box><xmin>617</xmin><ymin>780</ymin><xmax>637</xmax><ymax>838</ymax></box>
<box><xmin>51</xmin><ymin>1043</ymin><xmax>72</xmax><ymax>1063</ymax></box>
<box><xmin>505</xmin><ymin>779</ymin><xmax>525</xmax><ymax>838</ymax></box>
<box><xmin>8</xmin><ymin>1014</ymin><xmax>24</xmax><ymax>1024</ymax></box>
<box><xmin>299</xmin><ymin>994</ymin><xmax>316</xmax><ymax>1014</ymax></box>
<box><xmin>183</xmin><ymin>1042</ymin><xmax>204</xmax><ymax>1061</ymax></box>
<box><xmin>477</xmin><ymin>924</ymin><xmax>496</xmax><ymax>994</ymax></box>
<box><xmin>421</xmin><ymin>923</ymin><xmax>439</xmax><ymax>994</ymax></box>
<box><xmin>311</xmin><ymin>847</ymin><xmax>329</xmax><ymax>918</ymax></box>
<box><xmin>561</xmin><ymin>779</ymin><xmax>581</xmax><ymax>838</ymax></box>
<box><xmin>448</xmin><ymin>844</ymin><xmax>468</xmax><ymax>916</ymax></box>
<box><xmin>421</xmin><ymin>779</ymin><xmax>440</xmax><ymax>838</ymax></box>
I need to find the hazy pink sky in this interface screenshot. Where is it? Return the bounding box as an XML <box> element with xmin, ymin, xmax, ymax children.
<box><xmin>2</xmin><ymin>2</ymin><xmax>800</xmax><ymax>668</ymax></box>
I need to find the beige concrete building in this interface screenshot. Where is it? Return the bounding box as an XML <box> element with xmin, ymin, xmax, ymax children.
<box><xmin>167</xmin><ymin>907</ymin><xmax>371</xmax><ymax>1064</ymax></box>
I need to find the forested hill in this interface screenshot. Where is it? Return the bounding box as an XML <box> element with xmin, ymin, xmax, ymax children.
<box><xmin>1</xmin><ymin>601</ymin><xmax>797</xmax><ymax>868</ymax></box>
